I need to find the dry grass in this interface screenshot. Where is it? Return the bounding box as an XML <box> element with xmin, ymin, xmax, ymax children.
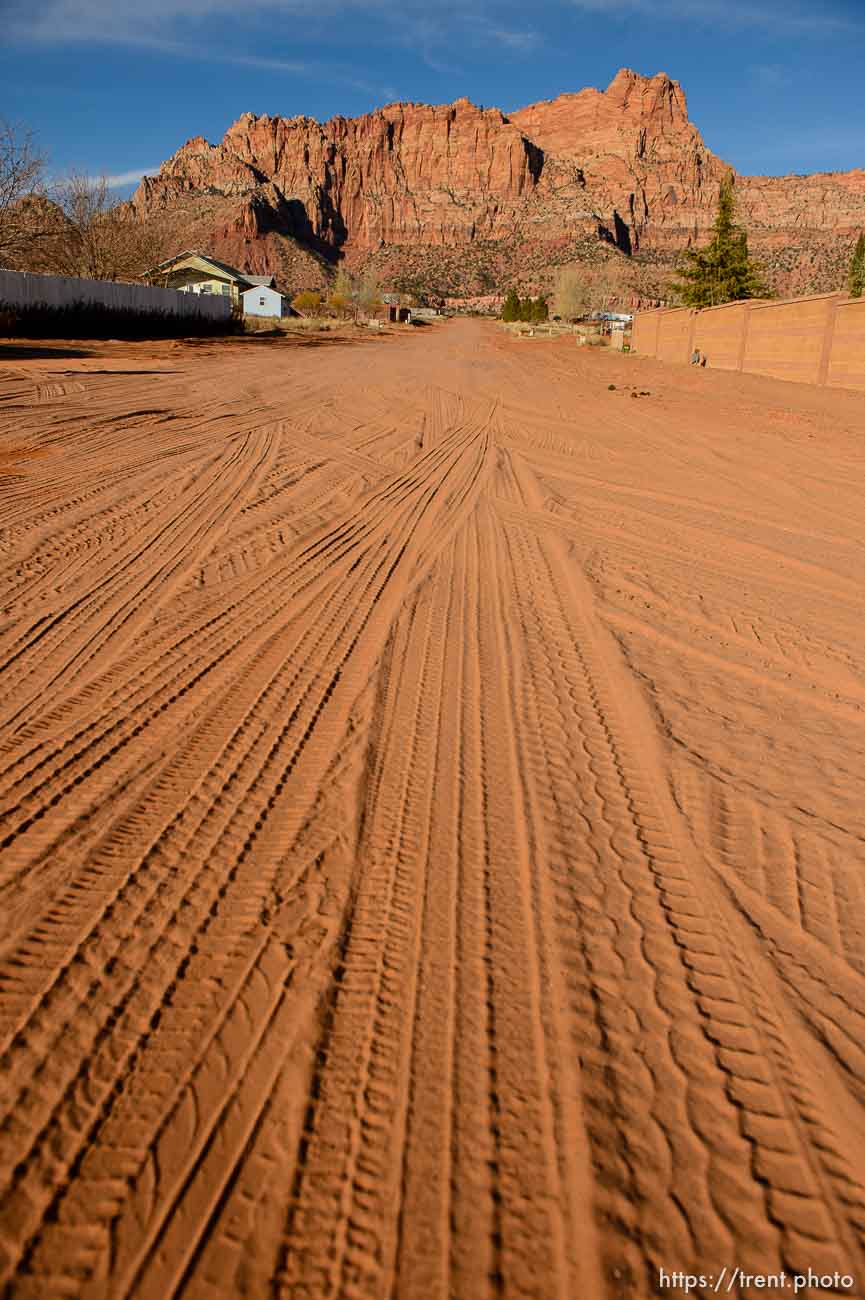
<box><xmin>499</xmin><ymin>320</ymin><xmax>584</xmax><ymax>341</ymax></box>
<box><xmin>242</xmin><ymin>314</ymin><xmax>382</xmax><ymax>335</ymax></box>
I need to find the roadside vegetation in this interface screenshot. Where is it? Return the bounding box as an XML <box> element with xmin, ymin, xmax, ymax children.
<box><xmin>292</xmin><ymin>268</ymin><xmax>385</xmax><ymax>321</ymax></box>
<box><xmin>500</xmin><ymin>262</ymin><xmax>626</xmax><ymax>328</ymax></box>
<box><xmin>0</xmin><ymin>302</ymin><xmax>236</xmax><ymax>340</ymax></box>
<box><xmin>1</xmin><ymin>120</ymin><xmax>165</xmax><ymax>282</ymax></box>
<box><xmin>671</xmin><ymin>173</ymin><xmax>767</xmax><ymax>307</ymax></box>
<box><xmin>0</xmin><ymin>119</ymin><xmax>45</xmax><ymax>268</ymax></box>
<box><xmin>500</xmin><ymin>289</ymin><xmax>549</xmax><ymax>323</ymax></box>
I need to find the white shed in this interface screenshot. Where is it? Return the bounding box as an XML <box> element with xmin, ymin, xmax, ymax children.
<box><xmin>242</xmin><ymin>285</ymin><xmax>287</xmax><ymax>318</ymax></box>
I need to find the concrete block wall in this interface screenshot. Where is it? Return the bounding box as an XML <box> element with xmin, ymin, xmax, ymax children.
<box><xmin>655</xmin><ymin>308</ymin><xmax>694</xmax><ymax>364</ymax></box>
<box><xmin>631</xmin><ymin>310</ymin><xmax>660</xmax><ymax>357</ymax></box>
<box><xmin>693</xmin><ymin>301</ymin><xmax>748</xmax><ymax>371</ymax></box>
<box><xmin>632</xmin><ymin>291</ymin><xmax>864</xmax><ymax>392</ymax></box>
<box><xmin>743</xmin><ymin>293</ymin><xmax>835</xmax><ymax>387</ymax></box>
<box><xmin>826</xmin><ymin>298</ymin><xmax>865</xmax><ymax>391</ymax></box>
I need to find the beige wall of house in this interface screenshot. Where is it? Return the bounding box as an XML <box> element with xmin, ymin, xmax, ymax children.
<box><xmin>149</xmin><ymin>257</ymin><xmax>247</xmax><ymax>306</ymax></box>
<box><xmin>168</xmin><ymin>273</ymin><xmax>237</xmax><ymax>303</ymax></box>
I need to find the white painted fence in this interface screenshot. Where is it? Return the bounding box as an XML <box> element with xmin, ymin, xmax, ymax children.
<box><xmin>0</xmin><ymin>268</ymin><xmax>231</xmax><ymax>322</ymax></box>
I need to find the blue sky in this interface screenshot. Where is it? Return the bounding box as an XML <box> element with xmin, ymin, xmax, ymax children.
<box><xmin>2</xmin><ymin>0</ymin><xmax>863</xmax><ymax>194</ymax></box>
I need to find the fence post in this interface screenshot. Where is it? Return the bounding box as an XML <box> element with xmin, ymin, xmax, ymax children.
<box><xmin>737</xmin><ymin>302</ymin><xmax>753</xmax><ymax>372</ymax></box>
<box><xmin>687</xmin><ymin>309</ymin><xmax>697</xmax><ymax>362</ymax></box>
<box><xmin>817</xmin><ymin>293</ymin><xmax>842</xmax><ymax>387</ymax></box>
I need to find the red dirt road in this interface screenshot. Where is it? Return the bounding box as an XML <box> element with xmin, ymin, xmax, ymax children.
<box><xmin>2</xmin><ymin>320</ymin><xmax>865</xmax><ymax>1299</ymax></box>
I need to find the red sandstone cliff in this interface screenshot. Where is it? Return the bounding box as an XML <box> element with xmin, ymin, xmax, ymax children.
<box><xmin>511</xmin><ymin>69</ymin><xmax>726</xmax><ymax>252</ymax></box>
<box><xmin>132</xmin><ymin>70</ymin><xmax>865</xmax><ymax>298</ymax></box>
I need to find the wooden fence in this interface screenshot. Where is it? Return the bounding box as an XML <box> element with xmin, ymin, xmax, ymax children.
<box><xmin>0</xmin><ymin>268</ymin><xmax>231</xmax><ymax>322</ymax></box>
<box><xmin>631</xmin><ymin>291</ymin><xmax>865</xmax><ymax>392</ymax></box>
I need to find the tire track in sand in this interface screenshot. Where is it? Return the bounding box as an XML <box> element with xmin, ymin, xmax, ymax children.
<box><xmin>0</xmin><ymin>428</ymin><xmax>276</xmax><ymax>741</ymax></box>
<box><xmin>0</xmin><ymin>409</ymin><xmax>492</xmax><ymax>1296</ymax></box>
<box><xmin>4</xmin><ymin>322</ymin><xmax>864</xmax><ymax>1300</ymax></box>
<box><xmin>493</xmin><ymin>446</ymin><xmax>865</xmax><ymax>1295</ymax></box>
<box><xmin>274</xmin><ymin>510</ymin><xmax>604</xmax><ymax>1300</ymax></box>
<box><xmin>0</xmin><ymin>408</ymin><xmax>488</xmax><ymax>939</ymax></box>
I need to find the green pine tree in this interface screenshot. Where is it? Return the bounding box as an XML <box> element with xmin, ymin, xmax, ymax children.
<box><xmin>518</xmin><ymin>297</ymin><xmax>535</xmax><ymax>322</ymax></box>
<box><xmin>672</xmin><ymin>174</ymin><xmax>767</xmax><ymax>307</ymax></box>
<box><xmin>501</xmin><ymin>288</ymin><xmax>520</xmax><ymax>322</ymax></box>
<box><xmin>531</xmin><ymin>295</ymin><xmax>549</xmax><ymax>323</ymax></box>
<box><xmin>848</xmin><ymin>232</ymin><xmax>865</xmax><ymax>298</ymax></box>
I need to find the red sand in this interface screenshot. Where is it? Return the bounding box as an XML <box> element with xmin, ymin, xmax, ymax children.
<box><xmin>1</xmin><ymin>320</ymin><xmax>864</xmax><ymax>1299</ymax></box>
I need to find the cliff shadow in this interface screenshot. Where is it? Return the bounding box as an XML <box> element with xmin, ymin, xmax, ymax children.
<box><xmin>276</xmin><ymin>197</ymin><xmax>346</xmax><ymax>263</ymax></box>
<box><xmin>613</xmin><ymin>211</ymin><xmax>633</xmax><ymax>256</ymax></box>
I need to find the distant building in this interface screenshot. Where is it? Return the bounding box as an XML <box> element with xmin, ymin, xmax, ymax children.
<box><xmin>145</xmin><ymin>252</ymin><xmax>286</xmax><ymax>315</ymax></box>
<box><xmin>372</xmin><ymin>303</ymin><xmax>410</xmax><ymax>323</ymax></box>
<box><xmin>241</xmin><ymin>284</ymin><xmax>289</xmax><ymax>318</ymax></box>
<box><xmin>591</xmin><ymin>310</ymin><xmax>633</xmax><ymax>324</ymax></box>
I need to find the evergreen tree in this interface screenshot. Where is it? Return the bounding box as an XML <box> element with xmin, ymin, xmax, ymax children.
<box><xmin>848</xmin><ymin>232</ymin><xmax>865</xmax><ymax>298</ymax></box>
<box><xmin>672</xmin><ymin>174</ymin><xmax>767</xmax><ymax>307</ymax></box>
<box><xmin>518</xmin><ymin>296</ymin><xmax>534</xmax><ymax>322</ymax></box>
<box><xmin>501</xmin><ymin>288</ymin><xmax>520</xmax><ymax>322</ymax></box>
<box><xmin>531</xmin><ymin>295</ymin><xmax>549</xmax><ymax>323</ymax></box>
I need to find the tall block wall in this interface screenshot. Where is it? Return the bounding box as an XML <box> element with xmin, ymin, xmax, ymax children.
<box><xmin>631</xmin><ymin>311</ymin><xmax>660</xmax><ymax>358</ymax></box>
<box><xmin>632</xmin><ymin>292</ymin><xmax>865</xmax><ymax>392</ymax></box>
<box><xmin>655</xmin><ymin>308</ymin><xmax>693</xmax><ymax>364</ymax></box>
<box><xmin>743</xmin><ymin>295</ymin><xmax>833</xmax><ymax>386</ymax></box>
<box><xmin>693</xmin><ymin>302</ymin><xmax>747</xmax><ymax>371</ymax></box>
<box><xmin>826</xmin><ymin>298</ymin><xmax>865</xmax><ymax>391</ymax></box>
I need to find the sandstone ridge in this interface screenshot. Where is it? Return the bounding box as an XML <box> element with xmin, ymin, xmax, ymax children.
<box><xmin>133</xmin><ymin>69</ymin><xmax>865</xmax><ymax>298</ymax></box>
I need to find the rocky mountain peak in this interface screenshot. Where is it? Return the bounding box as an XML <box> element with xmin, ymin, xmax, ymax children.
<box><xmin>132</xmin><ymin>69</ymin><xmax>865</xmax><ymax>300</ymax></box>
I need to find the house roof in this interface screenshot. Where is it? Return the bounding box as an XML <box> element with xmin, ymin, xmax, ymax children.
<box><xmin>145</xmin><ymin>250</ymin><xmax>256</xmax><ymax>286</ymax></box>
<box><xmin>241</xmin><ymin>284</ymin><xmax>284</xmax><ymax>297</ymax></box>
<box><xmin>244</xmin><ymin>275</ymin><xmax>276</xmax><ymax>288</ymax></box>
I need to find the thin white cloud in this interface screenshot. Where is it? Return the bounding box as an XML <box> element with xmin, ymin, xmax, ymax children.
<box><xmin>179</xmin><ymin>46</ymin><xmax>395</xmax><ymax>99</ymax></box>
<box><xmin>3</xmin><ymin>2</ymin><xmax>420</xmax><ymax>100</ymax></box>
<box><xmin>470</xmin><ymin>20</ymin><xmax>542</xmax><ymax>52</ymax></box>
<box><xmin>101</xmin><ymin>168</ymin><xmax>158</xmax><ymax>186</ymax></box>
<box><xmin>568</xmin><ymin>0</ymin><xmax>862</xmax><ymax>33</ymax></box>
<box><xmin>49</xmin><ymin>167</ymin><xmax>155</xmax><ymax>187</ymax></box>
<box><xmin>383</xmin><ymin>8</ymin><xmax>541</xmax><ymax>75</ymax></box>
<box><xmin>5</xmin><ymin>0</ymin><xmax>303</xmax><ymax>42</ymax></box>
<box><xmin>20</xmin><ymin>24</ymin><xmax>399</xmax><ymax>101</ymax></box>
<box><xmin>5</xmin><ymin>0</ymin><xmax>388</xmax><ymax>42</ymax></box>
<box><xmin>184</xmin><ymin>44</ymin><xmax>389</xmax><ymax>96</ymax></box>
<box><xmin>6</xmin><ymin>0</ymin><xmax>545</xmax><ymax>52</ymax></box>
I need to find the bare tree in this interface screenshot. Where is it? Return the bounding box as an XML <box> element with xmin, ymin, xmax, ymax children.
<box><xmin>589</xmin><ymin>261</ymin><xmax>618</xmax><ymax>312</ymax></box>
<box><xmin>45</xmin><ymin>173</ymin><xmax>165</xmax><ymax>281</ymax></box>
<box><xmin>0</xmin><ymin>120</ymin><xmax>47</xmax><ymax>265</ymax></box>
<box><xmin>357</xmin><ymin>269</ymin><xmax>382</xmax><ymax>314</ymax></box>
<box><xmin>327</xmin><ymin>265</ymin><xmax>355</xmax><ymax>318</ymax></box>
<box><xmin>553</xmin><ymin>265</ymin><xmax>589</xmax><ymax>321</ymax></box>
<box><xmin>1</xmin><ymin>133</ymin><xmax>165</xmax><ymax>282</ymax></box>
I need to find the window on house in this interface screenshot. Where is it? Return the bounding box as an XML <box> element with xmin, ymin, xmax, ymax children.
<box><xmin>259</xmin><ymin>297</ymin><xmax>266</xmax><ymax>306</ymax></box>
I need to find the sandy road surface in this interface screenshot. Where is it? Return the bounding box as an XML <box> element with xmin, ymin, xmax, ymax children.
<box><xmin>2</xmin><ymin>320</ymin><xmax>865</xmax><ymax>1300</ymax></box>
